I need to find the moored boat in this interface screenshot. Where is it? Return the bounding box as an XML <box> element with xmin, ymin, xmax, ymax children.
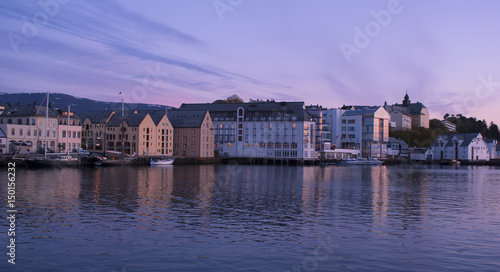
<box><xmin>150</xmin><ymin>158</ymin><xmax>174</xmax><ymax>165</ymax></box>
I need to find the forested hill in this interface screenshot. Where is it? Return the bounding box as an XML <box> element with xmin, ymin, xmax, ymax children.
<box><xmin>445</xmin><ymin>114</ymin><xmax>500</xmax><ymax>141</ymax></box>
<box><xmin>0</xmin><ymin>92</ymin><xmax>173</xmax><ymax>115</ymax></box>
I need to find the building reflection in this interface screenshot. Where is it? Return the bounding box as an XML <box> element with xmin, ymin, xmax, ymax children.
<box><xmin>15</xmin><ymin>168</ymin><xmax>81</xmax><ymax>226</ymax></box>
<box><xmin>78</xmin><ymin>167</ymin><xmax>139</xmax><ymax>213</ymax></box>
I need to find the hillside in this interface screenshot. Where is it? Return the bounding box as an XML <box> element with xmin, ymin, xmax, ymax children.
<box><xmin>0</xmin><ymin>92</ymin><xmax>174</xmax><ymax>115</ymax></box>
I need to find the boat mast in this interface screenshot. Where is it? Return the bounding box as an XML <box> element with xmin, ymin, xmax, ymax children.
<box><xmin>44</xmin><ymin>92</ymin><xmax>49</xmax><ymax>159</ymax></box>
<box><xmin>67</xmin><ymin>105</ymin><xmax>70</xmax><ymax>156</ymax></box>
<box><xmin>165</xmin><ymin>107</ymin><xmax>168</xmax><ymax>156</ymax></box>
<box><xmin>121</xmin><ymin>93</ymin><xmax>124</xmax><ymax>159</ymax></box>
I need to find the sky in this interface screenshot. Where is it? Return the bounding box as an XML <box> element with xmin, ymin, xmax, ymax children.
<box><xmin>1</xmin><ymin>0</ymin><xmax>499</xmax><ymax>125</ymax></box>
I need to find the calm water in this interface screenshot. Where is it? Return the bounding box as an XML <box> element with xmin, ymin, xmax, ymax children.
<box><xmin>1</xmin><ymin>164</ymin><xmax>500</xmax><ymax>271</ymax></box>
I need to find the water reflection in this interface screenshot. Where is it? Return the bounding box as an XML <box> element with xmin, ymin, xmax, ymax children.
<box><xmin>3</xmin><ymin>165</ymin><xmax>500</xmax><ymax>271</ymax></box>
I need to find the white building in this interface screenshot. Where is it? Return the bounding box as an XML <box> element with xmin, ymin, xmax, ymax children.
<box><xmin>441</xmin><ymin>120</ymin><xmax>456</xmax><ymax>132</ymax></box>
<box><xmin>431</xmin><ymin>133</ymin><xmax>490</xmax><ymax>161</ymax></box>
<box><xmin>340</xmin><ymin>106</ymin><xmax>390</xmax><ymax>159</ymax></box>
<box><xmin>178</xmin><ymin>101</ymin><xmax>317</xmax><ymax>160</ymax></box>
<box><xmin>484</xmin><ymin>139</ymin><xmax>498</xmax><ymax>159</ymax></box>
<box><xmin>57</xmin><ymin>107</ymin><xmax>82</xmax><ymax>153</ymax></box>
<box><xmin>388</xmin><ymin>110</ymin><xmax>412</xmax><ymax>130</ymax></box>
<box><xmin>410</xmin><ymin>147</ymin><xmax>433</xmax><ymax>161</ymax></box>
<box><xmin>0</xmin><ymin>103</ymin><xmax>60</xmax><ymax>153</ymax></box>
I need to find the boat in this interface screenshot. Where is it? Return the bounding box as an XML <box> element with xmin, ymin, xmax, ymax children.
<box><xmin>340</xmin><ymin>158</ymin><xmax>383</xmax><ymax>166</ymax></box>
<box><xmin>150</xmin><ymin>158</ymin><xmax>174</xmax><ymax>165</ymax></box>
<box><xmin>94</xmin><ymin>156</ymin><xmax>136</xmax><ymax>166</ymax></box>
<box><xmin>25</xmin><ymin>155</ymin><xmax>80</xmax><ymax>168</ymax></box>
<box><xmin>339</xmin><ymin>158</ymin><xmax>359</xmax><ymax>165</ymax></box>
<box><xmin>23</xmin><ymin>94</ymin><xmax>81</xmax><ymax>168</ymax></box>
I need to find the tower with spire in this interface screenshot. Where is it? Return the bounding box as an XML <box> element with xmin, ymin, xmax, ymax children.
<box><xmin>402</xmin><ymin>91</ymin><xmax>410</xmax><ymax>106</ymax></box>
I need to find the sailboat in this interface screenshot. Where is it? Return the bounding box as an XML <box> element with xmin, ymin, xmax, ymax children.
<box><xmin>25</xmin><ymin>93</ymin><xmax>80</xmax><ymax>168</ymax></box>
<box><xmin>94</xmin><ymin>93</ymin><xmax>136</xmax><ymax>167</ymax></box>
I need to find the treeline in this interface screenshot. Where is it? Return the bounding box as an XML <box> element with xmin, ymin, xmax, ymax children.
<box><xmin>445</xmin><ymin>114</ymin><xmax>500</xmax><ymax>141</ymax></box>
<box><xmin>390</xmin><ymin>119</ymin><xmax>447</xmax><ymax>147</ymax></box>
<box><xmin>390</xmin><ymin>115</ymin><xmax>500</xmax><ymax>147</ymax></box>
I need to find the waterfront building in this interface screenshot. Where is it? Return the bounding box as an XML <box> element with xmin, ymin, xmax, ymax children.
<box><xmin>305</xmin><ymin>105</ymin><xmax>325</xmax><ymax>151</ymax></box>
<box><xmin>384</xmin><ymin>92</ymin><xmax>430</xmax><ymax>128</ymax></box>
<box><xmin>431</xmin><ymin>133</ymin><xmax>490</xmax><ymax>161</ymax></box>
<box><xmin>81</xmin><ymin>110</ymin><xmax>173</xmax><ymax>156</ymax></box>
<box><xmin>387</xmin><ymin>137</ymin><xmax>409</xmax><ymax>158</ymax></box>
<box><xmin>0</xmin><ymin>127</ymin><xmax>6</xmax><ymax>154</ymax></box>
<box><xmin>484</xmin><ymin>139</ymin><xmax>498</xmax><ymax>159</ymax></box>
<box><xmin>177</xmin><ymin>101</ymin><xmax>316</xmax><ymax>160</ymax></box>
<box><xmin>168</xmin><ymin>110</ymin><xmax>214</xmax><ymax>158</ymax></box>
<box><xmin>57</xmin><ymin>108</ymin><xmax>82</xmax><ymax>153</ymax></box>
<box><xmin>340</xmin><ymin>106</ymin><xmax>390</xmax><ymax>159</ymax></box>
<box><xmin>81</xmin><ymin>111</ymin><xmax>115</xmax><ymax>152</ymax></box>
<box><xmin>149</xmin><ymin>111</ymin><xmax>174</xmax><ymax>156</ymax></box>
<box><xmin>441</xmin><ymin>119</ymin><xmax>456</xmax><ymax>132</ymax></box>
<box><xmin>410</xmin><ymin>147</ymin><xmax>433</xmax><ymax>161</ymax></box>
<box><xmin>497</xmin><ymin>145</ymin><xmax>500</xmax><ymax>158</ymax></box>
<box><xmin>0</xmin><ymin>103</ymin><xmax>60</xmax><ymax>153</ymax></box>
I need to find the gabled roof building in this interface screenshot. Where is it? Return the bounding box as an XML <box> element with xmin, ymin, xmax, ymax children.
<box><xmin>177</xmin><ymin>101</ymin><xmax>316</xmax><ymax>160</ymax></box>
<box><xmin>431</xmin><ymin>133</ymin><xmax>490</xmax><ymax>161</ymax></box>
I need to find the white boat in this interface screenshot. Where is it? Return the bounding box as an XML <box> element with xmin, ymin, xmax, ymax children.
<box><xmin>340</xmin><ymin>158</ymin><xmax>383</xmax><ymax>166</ymax></box>
<box><xmin>150</xmin><ymin>158</ymin><xmax>174</xmax><ymax>165</ymax></box>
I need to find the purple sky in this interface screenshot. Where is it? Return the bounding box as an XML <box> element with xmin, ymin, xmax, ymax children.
<box><xmin>1</xmin><ymin>0</ymin><xmax>500</xmax><ymax>125</ymax></box>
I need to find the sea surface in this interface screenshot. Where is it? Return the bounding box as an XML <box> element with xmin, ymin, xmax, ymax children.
<box><xmin>1</xmin><ymin>164</ymin><xmax>500</xmax><ymax>271</ymax></box>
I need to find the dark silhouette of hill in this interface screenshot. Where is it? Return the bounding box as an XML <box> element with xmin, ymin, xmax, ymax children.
<box><xmin>0</xmin><ymin>92</ymin><xmax>173</xmax><ymax>115</ymax></box>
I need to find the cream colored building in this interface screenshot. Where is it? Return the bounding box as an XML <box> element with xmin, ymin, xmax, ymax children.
<box><xmin>81</xmin><ymin>110</ymin><xmax>173</xmax><ymax>156</ymax></box>
<box><xmin>57</xmin><ymin>108</ymin><xmax>82</xmax><ymax>152</ymax></box>
<box><xmin>0</xmin><ymin>103</ymin><xmax>60</xmax><ymax>153</ymax></box>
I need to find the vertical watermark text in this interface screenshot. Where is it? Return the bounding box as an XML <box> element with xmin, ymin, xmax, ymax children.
<box><xmin>6</xmin><ymin>162</ymin><xmax>17</xmax><ymax>265</ymax></box>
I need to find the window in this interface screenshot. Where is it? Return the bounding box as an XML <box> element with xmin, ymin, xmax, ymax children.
<box><xmin>11</xmin><ymin>128</ymin><xmax>15</xmax><ymax>135</ymax></box>
<box><xmin>62</xmin><ymin>131</ymin><xmax>66</xmax><ymax>138</ymax></box>
<box><xmin>19</xmin><ymin>129</ymin><xmax>23</xmax><ymax>136</ymax></box>
<box><xmin>342</xmin><ymin>120</ymin><xmax>346</xmax><ymax>124</ymax></box>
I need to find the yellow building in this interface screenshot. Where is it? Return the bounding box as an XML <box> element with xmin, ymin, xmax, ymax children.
<box><xmin>81</xmin><ymin>110</ymin><xmax>173</xmax><ymax>156</ymax></box>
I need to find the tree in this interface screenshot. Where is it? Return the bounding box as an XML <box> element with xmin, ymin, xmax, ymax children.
<box><xmin>213</xmin><ymin>94</ymin><xmax>244</xmax><ymax>104</ymax></box>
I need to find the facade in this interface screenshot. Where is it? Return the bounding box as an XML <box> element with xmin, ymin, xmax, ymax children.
<box><xmin>178</xmin><ymin>101</ymin><xmax>316</xmax><ymax>160</ymax></box>
<box><xmin>0</xmin><ymin>103</ymin><xmax>61</xmax><ymax>153</ymax></box>
<box><xmin>0</xmin><ymin>127</ymin><xmax>6</xmax><ymax>154</ymax></box>
<box><xmin>81</xmin><ymin>111</ymin><xmax>115</xmax><ymax>152</ymax></box>
<box><xmin>484</xmin><ymin>139</ymin><xmax>498</xmax><ymax>160</ymax></box>
<box><xmin>320</xmin><ymin>108</ymin><xmax>344</xmax><ymax>149</ymax></box>
<box><xmin>386</xmin><ymin>109</ymin><xmax>412</xmax><ymax>130</ymax></box>
<box><xmin>387</xmin><ymin>137</ymin><xmax>409</xmax><ymax>157</ymax></box>
<box><xmin>410</xmin><ymin>147</ymin><xmax>433</xmax><ymax>161</ymax></box>
<box><xmin>81</xmin><ymin>110</ymin><xmax>173</xmax><ymax>156</ymax></box>
<box><xmin>305</xmin><ymin>105</ymin><xmax>325</xmax><ymax>151</ymax></box>
<box><xmin>384</xmin><ymin>92</ymin><xmax>430</xmax><ymax>128</ymax></box>
<box><xmin>340</xmin><ymin>106</ymin><xmax>390</xmax><ymax>159</ymax></box>
<box><xmin>150</xmin><ymin>111</ymin><xmax>174</xmax><ymax>156</ymax></box>
<box><xmin>441</xmin><ymin>120</ymin><xmax>456</xmax><ymax>132</ymax></box>
<box><xmin>497</xmin><ymin>145</ymin><xmax>500</xmax><ymax>158</ymax></box>
<box><xmin>431</xmin><ymin>133</ymin><xmax>490</xmax><ymax>161</ymax></box>
<box><xmin>57</xmin><ymin>107</ymin><xmax>82</xmax><ymax>153</ymax></box>
<box><xmin>168</xmin><ymin>110</ymin><xmax>214</xmax><ymax>158</ymax></box>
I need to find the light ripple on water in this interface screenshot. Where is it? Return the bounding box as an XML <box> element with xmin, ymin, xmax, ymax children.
<box><xmin>1</xmin><ymin>165</ymin><xmax>500</xmax><ymax>271</ymax></box>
